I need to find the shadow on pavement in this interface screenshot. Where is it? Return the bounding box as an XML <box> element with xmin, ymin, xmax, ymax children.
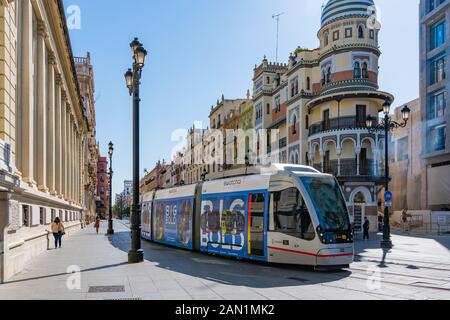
<box><xmin>108</xmin><ymin>231</ymin><xmax>351</xmax><ymax>289</ymax></box>
<box><xmin>0</xmin><ymin>262</ymin><xmax>129</xmax><ymax>285</ymax></box>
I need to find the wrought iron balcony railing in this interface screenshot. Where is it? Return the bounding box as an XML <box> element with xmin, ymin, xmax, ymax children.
<box><xmin>314</xmin><ymin>159</ymin><xmax>378</xmax><ymax>177</ymax></box>
<box><xmin>309</xmin><ymin>116</ymin><xmax>380</xmax><ymax>136</ymax></box>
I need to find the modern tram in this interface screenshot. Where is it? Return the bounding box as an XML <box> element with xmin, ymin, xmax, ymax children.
<box><xmin>140</xmin><ymin>164</ymin><xmax>354</xmax><ymax>269</ymax></box>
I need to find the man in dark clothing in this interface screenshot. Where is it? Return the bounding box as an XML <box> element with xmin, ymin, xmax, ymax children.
<box><xmin>363</xmin><ymin>217</ymin><xmax>370</xmax><ymax>240</ymax></box>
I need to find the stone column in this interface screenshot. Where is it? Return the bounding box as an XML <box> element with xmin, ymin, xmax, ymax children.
<box><xmin>336</xmin><ymin>148</ymin><xmax>342</xmax><ymax>177</ymax></box>
<box><xmin>356</xmin><ymin>148</ymin><xmax>361</xmax><ymax>176</ymax></box>
<box><xmin>36</xmin><ymin>21</ymin><xmax>48</xmax><ymax>192</ymax></box>
<box><xmin>373</xmin><ymin>150</ymin><xmax>379</xmax><ymax>177</ymax></box>
<box><xmin>67</xmin><ymin>105</ymin><xmax>72</xmax><ymax>201</ymax></box>
<box><xmin>55</xmin><ymin>74</ymin><xmax>62</xmax><ymax>197</ymax></box>
<box><xmin>320</xmin><ymin>148</ymin><xmax>325</xmax><ymax>173</ymax></box>
<box><xmin>74</xmin><ymin>124</ymin><xmax>78</xmax><ymax>203</ymax></box>
<box><xmin>69</xmin><ymin>118</ymin><xmax>73</xmax><ymax>202</ymax></box>
<box><xmin>62</xmin><ymin>99</ymin><xmax>68</xmax><ymax>200</ymax></box>
<box><xmin>72</xmin><ymin>121</ymin><xmax>76</xmax><ymax>202</ymax></box>
<box><xmin>20</xmin><ymin>0</ymin><xmax>36</xmax><ymax>187</ymax></box>
<box><xmin>47</xmin><ymin>52</ymin><xmax>56</xmax><ymax>195</ymax></box>
<box><xmin>75</xmin><ymin>132</ymin><xmax>79</xmax><ymax>204</ymax></box>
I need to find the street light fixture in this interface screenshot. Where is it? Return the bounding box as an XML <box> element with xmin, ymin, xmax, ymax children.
<box><xmin>134</xmin><ymin>46</ymin><xmax>148</xmax><ymax>68</ymax></box>
<box><xmin>124</xmin><ymin>37</ymin><xmax>148</xmax><ymax>263</ymax></box>
<box><xmin>130</xmin><ymin>37</ymin><xmax>141</xmax><ymax>56</ymax></box>
<box><xmin>125</xmin><ymin>69</ymin><xmax>133</xmax><ymax>89</ymax></box>
<box><xmin>106</xmin><ymin>141</ymin><xmax>114</xmax><ymax>235</ymax></box>
<box><xmin>367</xmin><ymin>102</ymin><xmax>411</xmax><ymax>249</ymax></box>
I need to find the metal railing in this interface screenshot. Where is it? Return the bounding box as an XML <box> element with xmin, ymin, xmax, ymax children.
<box><xmin>314</xmin><ymin>159</ymin><xmax>378</xmax><ymax>177</ymax></box>
<box><xmin>309</xmin><ymin>116</ymin><xmax>380</xmax><ymax>136</ymax></box>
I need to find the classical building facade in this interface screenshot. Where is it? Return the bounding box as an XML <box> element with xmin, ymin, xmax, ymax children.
<box><xmin>0</xmin><ymin>0</ymin><xmax>88</xmax><ymax>281</ymax></box>
<box><xmin>184</xmin><ymin>125</ymin><xmax>207</xmax><ymax>185</ymax></box>
<box><xmin>75</xmin><ymin>53</ymin><xmax>98</xmax><ymax>223</ymax></box>
<box><xmin>253</xmin><ymin>58</ymin><xmax>288</xmax><ymax>165</ymax></box>
<box><xmin>208</xmin><ymin>96</ymin><xmax>249</xmax><ymax>173</ymax></box>
<box><xmin>419</xmin><ymin>0</ymin><xmax>450</xmax><ymax>210</ymax></box>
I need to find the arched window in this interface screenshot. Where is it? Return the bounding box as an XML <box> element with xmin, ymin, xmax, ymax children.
<box><xmin>362</xmin><ymin>62</ymin><xmax>368</xmax><ymax>79</ymax></box>
<box><xmin>306</xmin><ymin>77</ymin><xmax>311</xmax><ymax>90</ymax></box>
<box><xmin>354</xmin><ymin>62</ymin><xmax>361</xmax><ymax>78</ymax></box>
<box><xmin>322</xmin><ymin>72</ymin><xmax>326</xmax><ymax>85</ymax></box>
<box><xmin>358</xmin><ymin>25</ymin><xmax>364</xmax><ymax>39</ymax></box>
<box><xmin>324</xmin><ymin>32</ymin><xmax>329</xmax><ymax>46</ymax></box>
<box><xmin>326</xmin><ymin>67</ymin><xmax>332</xmax><ymax>83</ymax></box>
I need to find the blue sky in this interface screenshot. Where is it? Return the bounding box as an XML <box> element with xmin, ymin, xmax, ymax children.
<box><xmin>65</xmin><ymin>0</ymin><xmax>420</xmax><ymax>196</ymax></box>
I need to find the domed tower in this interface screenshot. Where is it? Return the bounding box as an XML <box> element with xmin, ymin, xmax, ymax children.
<box><xmin>307</xmin><ymin>0</ymin><xmax>394</xmax><ymax>233</ymax></box>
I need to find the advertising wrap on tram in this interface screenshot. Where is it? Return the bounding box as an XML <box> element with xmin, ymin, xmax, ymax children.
<box><xmin>153</xmin><ymin>197</ymin><xmax>194</xmax><ymax>249</ymax></box>
<box><xmin>152</xmin><ymin>185</ymin><xmax>196</xmax><ymax>250</ymax></box>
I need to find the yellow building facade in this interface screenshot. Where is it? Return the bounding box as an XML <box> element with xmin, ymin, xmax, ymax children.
<box><xmin>0</xmin><ymin>0</ymin><xmax>87</xmax><ymax>282</ymax></box>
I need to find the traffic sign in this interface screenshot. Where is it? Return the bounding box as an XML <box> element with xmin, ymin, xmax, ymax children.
<box><xmin>385</xmin><ymin>191</ymin><xmax>393</xmax><ymax>202</ymax></box>
<box><xmin>385</xmin><ymin>191</ymin><xmax>393</xmax><ymax>207</ymax></box>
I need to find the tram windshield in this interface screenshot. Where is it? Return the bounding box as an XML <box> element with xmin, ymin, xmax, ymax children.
<box><xmin>299</xmin><ymin>176</ymin><xmax>350</xmax><ymax>232</ymax></box>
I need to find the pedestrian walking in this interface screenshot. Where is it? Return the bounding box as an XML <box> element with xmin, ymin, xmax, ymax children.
<box><xmin>94</xmin><ymin>216</ymin><xmax>100</xmax><ymax>234</ymax></box>
<box><xmin>401</xmin><ymin>209</ymin><xmax>409</xmax><ymax>232</ymax></box>
<box><xmin>49</xmin><ymin>217</ymin><xmax>65</xmax><ymax>249</ymax></box>
<box><xmin>363</xmin><ymin>217</ymin><xmax>370</xmax><ymax>240</ymax></box>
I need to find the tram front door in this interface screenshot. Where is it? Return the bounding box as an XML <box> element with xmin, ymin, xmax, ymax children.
<box><xmin>248</xmin><ymin>193</ymin><xmax>266</xmax><ymax>257</ymax></box>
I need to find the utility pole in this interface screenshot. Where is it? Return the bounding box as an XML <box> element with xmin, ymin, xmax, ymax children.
<box><xmin>272</xmin><ymin>12</ymin><xmax>284</xmax><ymax>63</ymax></box>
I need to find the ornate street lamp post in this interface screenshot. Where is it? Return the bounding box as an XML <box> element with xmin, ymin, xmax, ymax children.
<box><xmin>107</xmin><ymin>142</ymin><xmax>114</xmax><ymax>235</ymax></box>
<box><xmin>124</xmin><ymin>38</ymin><xmax>147</xmax><ymax>263</ymax></box>
<box><xmin>366</xmin><ymin>102</ymin><xmax>411</xmax><ymax>249</ymax></box>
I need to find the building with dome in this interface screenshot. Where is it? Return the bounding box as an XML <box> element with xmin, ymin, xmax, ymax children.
<box><xmin>252</xmin><ymin>0</ymin><xmax>394</xmax><ymax>232</ymax></box>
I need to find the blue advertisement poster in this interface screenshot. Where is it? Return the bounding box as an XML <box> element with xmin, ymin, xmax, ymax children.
<box><xmin>200</xmin><ymin>193</ymin><xmax>247</xmax><ymax>258</ymax></box>
<box><xmin>153</xmin><ymin>197</ymin><xmax>194</xmax><ymax>250</ymax></box>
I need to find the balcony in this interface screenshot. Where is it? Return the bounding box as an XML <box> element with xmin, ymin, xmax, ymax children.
<box><xmin>314</xmin><ymin>159</ymin><xmax>382</xmax><ymax>181</ymax></box>
<box><xmin>309</xmin><ymin>116</ymin><xmax>378</xmax><ymax>136</ymax></box>
<box><xmin>320</xmin><ymin>78</ymin><xmax>378</xmax><ymax>96</ymax></box>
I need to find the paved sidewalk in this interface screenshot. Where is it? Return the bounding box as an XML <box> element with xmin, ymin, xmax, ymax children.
<box><xmin>0</xmin><ymin>220</ymin><xmax>449</xmax><ymax>300</ymax></box>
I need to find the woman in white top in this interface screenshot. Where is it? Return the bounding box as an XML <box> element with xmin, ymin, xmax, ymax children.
<box><xmin>50</xmin><ymin>217</ymin><xmax>65</xmax><ymax>249</ymax></box>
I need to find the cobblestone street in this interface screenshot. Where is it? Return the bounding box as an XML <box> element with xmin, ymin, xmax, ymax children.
<box><xmin>0</xmin><ymin>220</ymin><xmax>449</xmax><ymax>300</ymax></box>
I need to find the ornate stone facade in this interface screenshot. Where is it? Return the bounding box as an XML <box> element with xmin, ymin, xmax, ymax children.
<box><xmin>0</xmin><ymin>0</ymin><xmax>88</xmax><ymax>282</ymax></box>
<box><xmin>75</xmin><ymin>53</ymin><xmax>98</xmax><ymax>223</ymax></box>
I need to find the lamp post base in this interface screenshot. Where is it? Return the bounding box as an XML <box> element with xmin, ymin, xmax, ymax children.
<box><xmin>381</xmin><ymin>239</ymin><xmax>393</xmax><ymax>249</ymax></box>
<box><xmin>128</xmin><ymin>249</ymin><xmax>144</xmax><ymax>263</ymax></box>
<box><xmin>106</xmin><ymin>220</ymin><xmax>114</xmax><ymax>235</ymax></box>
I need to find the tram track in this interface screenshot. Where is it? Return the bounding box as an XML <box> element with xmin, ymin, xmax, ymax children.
<box><xmin>347</xmin><ymin>267</ymin><xmax>450</xmax><ymax>292</ymax></box>
<box><xmin>352</xmin><ymin>260</ymin><xmax>450</xmax><ymax>280</ymax></box>
<box><xmin>354</xmin><ymin>255</ymin><xmax>450</xmax><ymax>272</ymax></box>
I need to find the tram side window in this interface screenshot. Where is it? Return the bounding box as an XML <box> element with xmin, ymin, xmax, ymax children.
<box><xmin>271</xmin><ymin>188</ymin><xmax>315</xmax><ymax>241</ymax></box>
